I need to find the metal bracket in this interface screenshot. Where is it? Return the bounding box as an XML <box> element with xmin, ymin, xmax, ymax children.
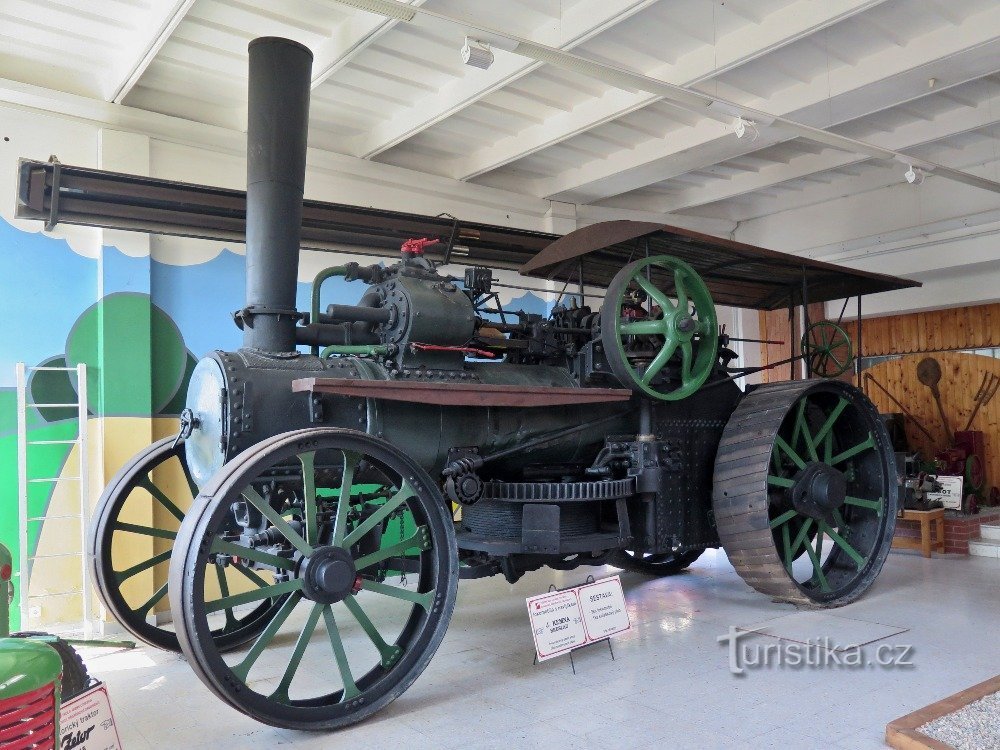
<box><xmin>44</xmin><ymin>157</ymin><xmax>62</xmax><ymax>232</ymax></box>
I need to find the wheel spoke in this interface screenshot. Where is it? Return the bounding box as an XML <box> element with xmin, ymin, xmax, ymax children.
<box><xmin>819</xmin><ymin>521</ymin><xmax>866</xmax><ymax>569</ymax></box>
<box><xmin>804</xmin><ymin>534</ymin><xmax>830</xmax><ymax>592</ymax></box>
<box><xmin>342</xmin><ymin>483</ymin><xmax>413</xmax><ymax>548</ymax></box>
<box><xmin>133</xmin><ymin>582</ymin><xmax>168</xmax><ymax>617</ymax></box>
<box><xmin>231</xmin><ymin>592</ymin><xmax>302</xmax><ymax>681</ymax></box>
<box><xmin>641</xmin><ymin>339</ymin><xmax>679</xmax><ymax>384</ymax></box>
<box><xmin>299</xmin><ymin>451</ymin><xmax>318</xmax><ymax>545</ymax></box>
<box><xmin>832</xmin><ymin>508</ymin><xmax>847</xmax><ymax>532</ymax></box>
<box><xmin>215</xmin><ymin>563</ymin><xmax>238</xmax><ymax>630</ymax></box>
<box><xmin>112</xmin><ymin>521</ymin><xmax>176</xmax><ymax>541</ymax></box>
<box><xmin>679</xmin><ymin>340</ymin><xmax>693</xmax><ymax>383</ymax></box>
<box><xmin>844</xmin><ymin>495</ymin><xmax>884</xmax><ymax>514</ymax></box>
<box><xmin>789</xmin><ymin>518</ymin><xmax>814</xmax><ymax>559</ymax></box>
<box><xmin>342</xmin><ymin>596</ymin><xmax>404</xmax><ymax>668</ymax></box>
<box><xmin>270</xmin><ymin>603</ymin><xmax>323</xmax><ymax>704</ymax></box>
<box><xmin>113</xmin><ymin>548</ymin><xmax>172</xmax><ymax>584</ymax></box>
<box><xmin>769</xmin><ymin>509</ymin><xmax>797</xmax><ymax>529</ymax></box>
<box><xmin>362</xmin><ymin>580</ymin><xmax>435</xmax><ymax>611</ymax></box>
<box><xmin>634</xmin><ymin>274</ymin><xmax>673</xmax><ymax>313</ymax></box>
<box><xmin>829</xmin><ymin>433</ymin><xmax>875</xmax><ymax>465</ymax></box>
<box><xmin>813</xmin><ymin>398</ymin><xmax>849</xmax><ymax>448</ymax></box>
<box><xmin>137</xmin><ymin>478</ymin><xmax>185</xmax><ymax>523</ymax></box>
<box><xmin>233</xmin><ymin>562</ymin><xmax>270</xmax><ymax>589</ymax></box>
<box><xmin>773</xmin><ymin>435</ymin><xmax>806</xmax><ymax>470</ymax></box>
<box><xmin>673</xmin><ymin>270</ymin><xmax>689</xmax><ymax>311</ymax></box>
<box><xmin>794</xmin><ymin>400</ymin><xmax>819</xmax><ymax>462</ymax></box>
<box><xmin>767</xmin><ymin>475</ymin><xmax>795</xmax><ymax>488</ymax></box>
<box><xmin>322</xmin><ymin>606</ymin><xmax>360</xmax><ymax>700</ymax></box>
<box><xmin>243</xmin><ymin>486</ymin><xmax>313</xmax><ymax>557</ymax></box>
<box><xmin>211</xmin><ymin>539</ymin><xmax>296</xmax><ymax>571</ymax></box>
<box><xmin>620</xmin><ymin>319</ymin><xmax>666</xmax><ymax>336</ymax></box>
<box><xmin>354</xmin><ymin>526</ymin><xmax>431</xmax><ymax>571</ymax></box>
<box><xmin>204</xmin><ymin>578</ymin><xmax>302</xmax><ymax>615</ymax></box>
<box><xmin>332</xmin><ymin>451</ymin><xmax>361</xmax><ymax>547</ymax></box>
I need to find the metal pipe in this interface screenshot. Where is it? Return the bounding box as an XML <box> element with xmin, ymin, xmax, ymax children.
<box><xmin>243</xmin><ymin>37</ymin><xmax>313</xmax><ymax>352</ymax></box>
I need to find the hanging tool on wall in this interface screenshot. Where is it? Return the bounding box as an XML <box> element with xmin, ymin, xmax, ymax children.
<box><xmin>917</xmin><ymin>357</ymin><xmax>953</xmax><ymax>444</ymax></box>
<box><xmin>962</xmin><ymin>372</ymin><xmax>999</xmax><ymax>431</ymax></box>
<box><xmin>862</xmin><ymin>372</ymin><xmax>935</xmax><ymax>442</ymax></box>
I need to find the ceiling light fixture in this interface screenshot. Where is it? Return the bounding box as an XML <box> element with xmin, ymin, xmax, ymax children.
<box><xmin>462</xmin><ymin>37</ymin><xmax>494</xmax><ymax>70</ymax></box>
<box><xmin>904</xmin><ymin>165</ymin><xmax>925</xmax><ymax>185</ymax></box>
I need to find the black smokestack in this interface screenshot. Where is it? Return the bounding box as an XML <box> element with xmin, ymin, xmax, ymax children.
<box><xmin>243</xmin><ymin>37</ymin><xmax>313</xmax><ymax>352</ymax></box>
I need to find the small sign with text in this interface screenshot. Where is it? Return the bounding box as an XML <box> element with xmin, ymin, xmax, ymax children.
<box><xmin>526</xmin><ymin>575</ymin><xmax>631</xmax><ymax>662</ymax></box>
<box><xmin>60</xmin><ymin>683</ymin><xmax>123</xmax><ymax>750</ymax></box>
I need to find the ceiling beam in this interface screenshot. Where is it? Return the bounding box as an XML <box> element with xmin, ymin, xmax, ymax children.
<box><xmin>453</xmin><ymin>0</ymin><xmax>887</xmax><ymax>180</ymax></box>
<box><xmin>104</xmin><ymin>0</ymin><xmax>196</xmax><ymax>103</ymax></box>
<box><xmin>637</xmin><ymin>89</ymin><xmax>1000</xmax><ymax>213</ymax></box>
<box><xmin>349</xmin><ymin>0</ymin><xmax>661</xmax><ymax>159</ymax></box>
<box><xmin>532</xmin><ymin>5</ymin><xmax>1000</xmax><ymax>202</ymax></box>
<box><xmin>312</xmin><ymin>0</ymin><xmax>429</xmax><ymax>89</ymax></box>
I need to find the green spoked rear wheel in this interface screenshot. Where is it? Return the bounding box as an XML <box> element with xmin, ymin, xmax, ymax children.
<box><xmin>89</xmin><ymin>437</ymin><xmax>282</xmax><ymax>651</ymax></box>
<box><xmin>713</xmin><ymin>380</ymin><xmax>897</xmax><ymax>607</ymax></box>
<box><xmin>600</xmin><ymin>255</ymin><xmax>719</xmax><ymax>401</ymax></box>
<box><xmin>169</xmin><ymin>428</ymin><xmax>458</xmax><ymax>730</ymax></box>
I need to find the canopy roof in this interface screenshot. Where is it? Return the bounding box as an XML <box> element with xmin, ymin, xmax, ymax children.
<box><xmin>520</xmin><ymin>221</ymin><xmax>919</xmax><ymax>310</ymax></box>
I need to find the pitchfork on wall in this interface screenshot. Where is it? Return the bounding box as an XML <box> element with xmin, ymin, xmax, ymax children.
<box><xmin>964</xmin><ymin>372</ymin><xmax>999</xmax><ymax>431</ymax></box>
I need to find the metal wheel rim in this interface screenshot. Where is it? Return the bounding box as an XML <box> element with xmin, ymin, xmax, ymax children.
<box><xmin>88</xmin><ymin>436</ymin><xmax>281</xmax><ymax>651</ymax></box>
<box><xmin>169</xmin><ymin>428</ymin><xmax>458</xmax><ymax>730</ymax></box>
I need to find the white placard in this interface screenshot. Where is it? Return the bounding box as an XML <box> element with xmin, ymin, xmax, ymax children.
<box><xmin>60</xmin><ymin>683</ymin><xmax>123</xmax><ymax>750</ymax></box>
<box><xmin>928</xmin><ymin>474</ymin><xmax>964</xmax><ymax>510</ymax></box>
<box><xmin>578</xmin><ymin>576</ymin><xmax>631</xmax><ymax>642</ymax></box>
<box><xmin>526</xmin><ymin>589</ymin><xmax>587</xmax><ymax>662</ymax></box>
<box><xmin>526</xmin><ymin>575</ymin><xmax>631</xmax><ymax>663</ymax></box>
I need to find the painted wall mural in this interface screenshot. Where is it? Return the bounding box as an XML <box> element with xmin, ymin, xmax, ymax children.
<box><xmin>0</xmin><ymin>216</ymin><xmax>552</xmax><ymax>629</ymax></box>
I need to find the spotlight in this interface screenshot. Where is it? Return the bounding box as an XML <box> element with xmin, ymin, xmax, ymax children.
<box><xmin>904</xmin><ymin>165</ymin><xmax>925</xmax><ymax>185</ymax></box>
<box><xmin>462</xmin><ymin>37</ymin><xmax>494</xmax><ymax>70</ymax></box>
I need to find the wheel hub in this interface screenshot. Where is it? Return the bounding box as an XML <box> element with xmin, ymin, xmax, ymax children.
<box><xmin>299</xmin><ymin>546</ymin><xmax>359</xmax><ymax>604</ymax></box>
<box><xmin>791</xmin><ymin>461</ymin><xmax>847</xmax><ymax>524</ymax></box>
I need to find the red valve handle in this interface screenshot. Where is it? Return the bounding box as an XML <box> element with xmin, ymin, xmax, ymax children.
<box><xmin>401</xmin><ymin>237</ymin><xmax>440</xmax><ymax>256</ymax></box>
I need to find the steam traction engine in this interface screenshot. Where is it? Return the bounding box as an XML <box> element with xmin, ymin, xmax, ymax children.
<box><xmin>86</xmin><ymin>38</ymin><xmax>912</xmax><ymax>730</ymax></box>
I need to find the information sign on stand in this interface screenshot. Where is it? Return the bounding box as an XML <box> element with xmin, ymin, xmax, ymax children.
<box><xmin>526</xmin><ymin>574</ymin><xmax>631</xmax><ymax>668</ymax></box>
<box><xmin>60</xmin><ymin>682</ymin><xmax>123</xmax><ymax>750</ymax></box>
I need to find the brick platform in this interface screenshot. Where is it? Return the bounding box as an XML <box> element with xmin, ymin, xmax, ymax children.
<box><xmin>894</xmin><ymin>508</ymin><xmax>1000</xmax><ymax>554</ymax></box>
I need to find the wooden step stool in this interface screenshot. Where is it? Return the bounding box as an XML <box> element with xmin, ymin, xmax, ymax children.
<box><xmin>892</xmin><ymin>508</ymin><xmax>945</xmax><ymax>558</ymax></box>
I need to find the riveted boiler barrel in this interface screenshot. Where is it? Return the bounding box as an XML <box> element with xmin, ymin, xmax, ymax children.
<box><xmin>184</xmin><ymin>353</ymin><xmax>635</xmax><ymax>487</ymax></box>
<box><xmin>243</xmin><ymin>37</ymin><xmax>312</xmax><ymax>353</ymax></box>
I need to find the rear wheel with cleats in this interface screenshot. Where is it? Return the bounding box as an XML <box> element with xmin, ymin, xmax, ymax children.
<box><xmin>713</xmin><ymin>380</ymin><xmax>897</xmax><ymax>607</ymax></box>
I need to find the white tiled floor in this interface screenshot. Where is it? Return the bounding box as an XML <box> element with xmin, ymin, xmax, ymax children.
<box><xmin>81</xmin><ymin>549</ymin><xmax>1000</xmax><ymax>749</ymax></box>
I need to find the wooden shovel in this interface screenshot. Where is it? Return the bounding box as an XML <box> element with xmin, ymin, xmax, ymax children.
<box><xmin>917</xmin><ymin>357</ymin><xmax>952</xmax><ymax>444</ymax></box>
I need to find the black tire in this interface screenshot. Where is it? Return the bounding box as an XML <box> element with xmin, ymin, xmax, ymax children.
<box><xmin>12</xmin><ymin>634</ymin><xmax>91</xmax><ymax>701</ymax></box>
<box><xmin>89</xmin><ymin>437</ymin><xmax>281</xmax><ymax>652</ymax></box>
<box><xmin>610</xmin><ymin>548</ymin><xmax>704</xmax><ymax>575</ymax></box>
<box><xmin>170</xmin><ymin>428</ymin><xmax>459</xmax><ymax>731</ymax></box>
<box><xmin>713</xmin><ymin>380</ymin><xmax>897</xmax><ymax>607</ymax></box>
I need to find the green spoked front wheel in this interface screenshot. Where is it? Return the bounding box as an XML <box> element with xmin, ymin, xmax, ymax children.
<box><xmin>169</xmin><ymin>428</ymin><xmax>458</xmax><ymax>730</ymax></box>
<box><xmin>600</xmin><ymin>255</ymin><xmax>719</xmax><ymax>401</ymax></box>
<box><xmin>713</xmin><ymin>380</ymin><xmax>897</xmax><ymax>607</ymax></box>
